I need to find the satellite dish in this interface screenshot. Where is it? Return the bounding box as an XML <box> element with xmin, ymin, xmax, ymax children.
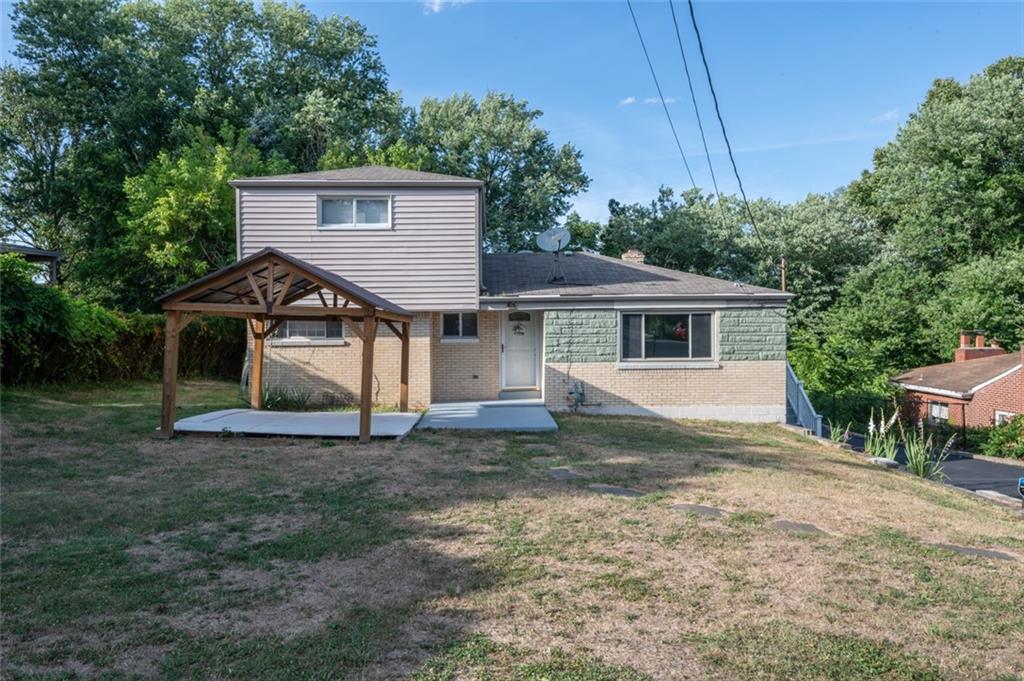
<box><xmin>537</xmin><ymin>227</ymin><xmax>571</xmax><ymax>252</ymax></box>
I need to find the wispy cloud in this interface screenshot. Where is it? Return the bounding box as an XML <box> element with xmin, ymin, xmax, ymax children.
<box><xmin>644</xmin><ymin>96</ymin><xmax>677</xmax><ymax>105</ymax></box>
<box><xmin>872</xmin><ymin>108</ymin><xmax>899</xmax><ymax>123</ymax></box>
<box><xmin>422</xmin><ymin>0</ymin><xmax>472</xmax><ymax>14</ymax></box>
<box><xmin>619</xmin><ymin>96</ymin><xmax>637</xmax><ymax>106</ymax></box>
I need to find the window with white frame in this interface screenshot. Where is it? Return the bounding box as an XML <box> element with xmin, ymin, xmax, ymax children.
<box><xmin>620</xmin><ymin>312</ymin><xmax>713</xmax><ymax>360</ymax></box>
<box><xmin>928</xmin><ymin>402</ymin><xmax>949</xmax><ymax>422</ymax></box>
<box><xmin>271</xmin><ymin>320</ymin><xmax>345</xmax><ymax>341</ymax></box>
<box><xmin>441</xmin><ymin>312</ymin><xmax>478</xmax><ymax>339</ymax></box>
<box><xmin>319</xmin><ymin>196</ymin><xmax>391</xmax><ymax>229</ymax></box>
<box><xmin>995</xmin><ymin>410</ymin><xmax>1018</xmax><ymax>425</ymax></box>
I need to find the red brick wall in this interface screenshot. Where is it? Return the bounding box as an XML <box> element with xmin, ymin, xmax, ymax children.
<box><xmin>905</xmin><ymin>366</ymin><xmax>1022</xmax><ymax>428</ymax></box>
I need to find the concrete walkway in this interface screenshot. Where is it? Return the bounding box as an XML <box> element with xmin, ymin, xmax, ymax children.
<box><xmin>174</xmin><ymin>409</ymin><xmax>421</xmax><ymax>439</ymax></box>
<box><xmin>417</xmin><ymin>399</ymin><xmax>558</xmax><ymax>432</ymax></box>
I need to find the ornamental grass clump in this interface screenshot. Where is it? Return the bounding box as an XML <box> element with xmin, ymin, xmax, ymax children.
<box><xmin>866</xmin><ymin>406</ymin><xmax>900</xmax><ymax>460</ymax></box>
<box><xmin>828</xmin><ymin>419</ymin><xmax>853</xmax><ymax>444</ymax></box>
<box><xmin>901</xmin><ymin>421</ymin><xmax>956</xmax><ymax>480</ymax></box>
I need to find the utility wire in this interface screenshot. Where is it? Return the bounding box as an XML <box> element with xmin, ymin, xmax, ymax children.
<box><xmin>685</xmin><ymin>0</ymin><xmax>777</xmax><ymax>274</ymax></box>
<box><xmin>626</xmin><ymin>0</ymin><xmax>697</xmax><ymax>191</ymax></box>
<box><xmin>668</xmin><ymin>0</ymin><xmax>721</xmax><ymax>202</ymax></box>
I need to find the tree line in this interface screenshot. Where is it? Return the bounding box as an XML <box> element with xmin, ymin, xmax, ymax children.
<box><xmin>2</xmin><ymin>0</ymin><xmax>1021</xmax><ymax>398</ymax></box>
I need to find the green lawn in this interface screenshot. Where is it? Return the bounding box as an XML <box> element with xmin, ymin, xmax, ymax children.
<box><xmin>2</xmin><ymin>380</ymin><xmax>1022</xmax><ymax>680</ymax></box>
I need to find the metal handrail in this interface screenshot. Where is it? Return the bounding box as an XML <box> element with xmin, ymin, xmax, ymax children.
<box><xmin>786</xmin><ymin>362</ymin><xmax>823</xmax><ymax>437</ymax></box>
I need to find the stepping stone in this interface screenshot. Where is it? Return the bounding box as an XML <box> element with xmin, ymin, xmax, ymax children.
<box><xmin>773</xmin><ymin>520</ymin><xmax>826</xmax><ymax>535</ymax></box>
<box><xmin>869</xmin><ymin>457</ymin><xmax>899</xmax><ymax>469</ymax></box>
<box><xmin>530</xmin><ymin>456</ymin><xmax>557</xmax><ymax>464</ymax></box>
<box><xmin>670</xmin><ymin>503</ymin><xmax>724</xmax><ymax>518</ymax></box>
<box><xmin>548</xmin><ymin>467</ymin><xmax>586</xmax><ymax>481</ymax></box>
<box><xmin>931</xmin><ymin>543</ymin><xmax>1016</xmax><ymax>561</ymax></box>
<box><xmin>588</xmin><ymin>483</ymin><xmax>643</xmax><ymax>497</ymax></box>
<box><xmin>467</xmin><ymin>464</ymin><xmax>507</xmax><ymax>473</ymax></box>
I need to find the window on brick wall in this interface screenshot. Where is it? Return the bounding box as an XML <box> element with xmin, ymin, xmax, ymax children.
<box><xmin>928</xmin><ymin>402</ymin><xmax>949</xmax><ymax>423</ymax></box>
<box><xmin>620</xmin><ymin>312</ymin><xmax>713</xmax><ymax>360</ymax></box>
<box><xmin>442</xmin><ymin>313</ymin><xmax>478</xmax><ymax>339</ymax></box>
<box><xmin>271</xmin><ymin>321</ymin><xmax>345</xmax><ymax>341</ymax></box>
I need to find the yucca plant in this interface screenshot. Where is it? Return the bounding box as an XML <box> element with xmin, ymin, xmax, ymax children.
<box><xmin>866</xmin><ymin>406</ymin><xmax>900</xmax><ymax>460</ymax></box>
<box><xmin>901</xmin><ymin>421</ymin><xmax>956</xmax><ymax>480</ymax></box>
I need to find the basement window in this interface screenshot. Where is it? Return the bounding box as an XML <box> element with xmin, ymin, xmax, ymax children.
<box><xmin>441</xmin><ymin>312</ymin><xmax>478</xmax><ymax>340</ymax></box>
<box><xmin>319</xmin><ymin>196</ymin><xmax>391</xmax><ymax>229</ymax></box>
<box><xmin>620</xmin><ymin>312</ymin><xmax>713</xmax><ymax>361</ymax></box>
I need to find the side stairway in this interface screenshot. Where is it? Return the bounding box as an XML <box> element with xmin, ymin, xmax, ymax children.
<box><xmin>786</xmin><ymin>362</ymin><xmax>823</xmax><ymax>437</ymax></box>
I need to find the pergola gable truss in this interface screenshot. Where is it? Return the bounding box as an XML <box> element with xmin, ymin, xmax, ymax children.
<box><xmin>157</xmin><ymin>248</ymin><xmax>413</xmax><ymax>443</ymax></box>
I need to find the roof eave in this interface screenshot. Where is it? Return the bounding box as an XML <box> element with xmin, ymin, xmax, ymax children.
<box><xmin>229</xmin><ymin>179</ymin><xmax>484</xmax><ymax>189</ymax></box>
<box><xmin>479</xmin><ymin>292</ymin><xmax>793</xmax><ymax>304</ymax></box>
<box><xmin>891</xmin><ymin>381</ymin><xmax>970</xmax><ymax>400</ymax></box>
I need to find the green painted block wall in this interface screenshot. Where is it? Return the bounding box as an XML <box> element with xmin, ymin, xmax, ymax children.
<box><xmin>718</xmin><ymin>308</ymin><xmax>787</xmax><ymax>360</ymax></box>
<box><xmin>544</xmin><ymin>310</ymin><xmax>618</xmax><ymax>362</ymax></box>
<box><xmin>543</xmin><ymin>307</ymin><xmax>787</xmax><ymax>363</ymax></box>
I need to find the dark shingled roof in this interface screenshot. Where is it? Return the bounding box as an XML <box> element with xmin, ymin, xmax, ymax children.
<box><xmin>230</xmin><ymin>165</ymin><xmax>483</xmax><ymax>186</ymax></box>
<box><xmin>481</xmin><ymin>252</ymin><xmax>788</xmax><ymax>300</ymax></box>
<box><xmin>892</xmin><ymin>352</ymin><xmax>1022</xmax><ymax>398</ymax></box>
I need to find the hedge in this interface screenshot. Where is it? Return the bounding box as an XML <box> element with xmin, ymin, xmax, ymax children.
<box><xmin>1</xmin><ymin>254</ymin><xmax>245</xmax><ymax>384</ymax></box>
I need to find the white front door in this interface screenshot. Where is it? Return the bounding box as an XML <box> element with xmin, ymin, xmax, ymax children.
<box><xmin>502</xmin><ymin>311</ymin><xmax>540</xmax><ymax>389</ymax></box>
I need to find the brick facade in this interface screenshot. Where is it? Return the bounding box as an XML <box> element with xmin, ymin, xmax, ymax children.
<box><xmin>904</xmin><ymin>365</ymin><xmax>1022</xmax><ymax>428</ymax></box>
<box><xmin>252</xmin><ymin>314</ymin><xmax>433</xmax><ymax>409</ymax></box>
<box><xmin>430</xmin><ymin>311</ymin><xmax>501</xmax><ymax>402</ymax></box>
<box><xmin>250</xmin><ymin>306</ymin><xmax>789</xmax><ymax>422</ymax></box>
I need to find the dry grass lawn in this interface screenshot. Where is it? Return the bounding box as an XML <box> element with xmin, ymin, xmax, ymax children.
<box><xmin>2</xmin><ymin>380</ymin><xmax>1022</xmax><ymax>680</ymax></box>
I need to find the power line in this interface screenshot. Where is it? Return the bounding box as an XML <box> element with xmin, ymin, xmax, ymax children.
<box><xmin>625</xmin><ymin>0</ymin><xmax>697</xmax><ymax>191</ymax></box>
<box><xmin>668</xmin><ymin>0</ymin><xmax>721</xmax><ymax>202</ymax></box>
<box><xmin>685</xmin><ymin>0</ymin><xmax>777</xmax><ymax>274</ymax></box>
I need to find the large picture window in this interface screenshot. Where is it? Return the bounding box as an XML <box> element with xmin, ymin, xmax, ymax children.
<box><xmin>319</xmin><ymin>196</ymin><xmax>391</xmax><ymax>229</ymax></box>
<box><xmin>621</xmin><ymin>312</ymin><xmax>713</xmax><ymax>360</ymax></box>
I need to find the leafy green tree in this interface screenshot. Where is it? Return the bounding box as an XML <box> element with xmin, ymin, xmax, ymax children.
<box><xmin>409</xmin><ymin>92</ymin><xmax>590</xmax><ymax>252</ymax></box>
<box><xmin>920</xmin><ymin>249</ymin><xmax>1024</xmax><ymax>358</ymax></box>
<box><xmin>118</xmin><ymin>126</ymin><xmax>290</xmax><ymax>309</ymax></box>
<box><xmin>849</xmin><ymin>57</ymin><xmax>1024</xmax><ymax>271</ymax></box>
<box><xmin>563</xmin><ymin>212</ymin><xmax>601</xmax><ymax>251</ymax></box>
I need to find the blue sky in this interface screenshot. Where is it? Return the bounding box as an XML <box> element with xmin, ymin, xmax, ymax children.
<box><xmin>3</xmin><ymin>1</ymin><xmax>1022</xmax><ymax>221</ymax></box>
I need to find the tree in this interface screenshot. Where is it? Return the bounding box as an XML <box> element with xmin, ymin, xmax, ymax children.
<box><xmin>1</xmin><ymin>0</ymin><xmax>395</xmax><ymax>307</ymax></box>
<box><xmin>849</xmin><ymin>57</ymin><xmax>1024</xmax><ymax>272</ymax></box>
<box><xmin>409</xmin><ymin>92</ymin><xmax>590</xmax><ymax>252</ymax></box>
<box><xmin>563</xmin><ymin>212</ymin><xmax>601</xmax><ymax>251</ymax></box>
<box><xmin>118</xmin><ymin>126</ymin><xmax>290</xmax><ymax>310</ymax></box>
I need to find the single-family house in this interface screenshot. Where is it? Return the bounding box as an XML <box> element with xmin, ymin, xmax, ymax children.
<box><xmin>228</xmin><ymin>166</ymin><xmax>793</xmax><ymax>422</ymax></box>
<box><xmin>892</xmin><ymin>331</ymin><xmax>1023</xmax><ymax>428</ymax></box>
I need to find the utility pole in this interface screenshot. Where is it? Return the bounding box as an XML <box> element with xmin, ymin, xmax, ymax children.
<box><xmin>780</xmin><ymin>256</ymin><xmax>787</xmax><ymax>293</ymax></box>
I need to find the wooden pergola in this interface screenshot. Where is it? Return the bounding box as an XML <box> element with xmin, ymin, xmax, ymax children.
<box><xmin>156</xmin><ymin>247</ymin><xmax>414</xmax><ymax>443</ymax></box>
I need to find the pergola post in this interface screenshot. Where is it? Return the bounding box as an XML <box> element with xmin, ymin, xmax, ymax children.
<box><xmin>160</xmin><ymin>311</ymin><xmax>182</xmax><ymax>437</ymax></box>
<box><xmin>250</xmin><ymin>318</ymin><xmax>265</xmax><ymax>409</ymax></box>
<box><xmin>359</xmin><ymin>313</ymin><xmax>378</xmax><ymax>444</ymax></box>
<box><xmin>399</xmin><ymin>321</ymin><xmax>410</xmax><ymax>412</ymax></box>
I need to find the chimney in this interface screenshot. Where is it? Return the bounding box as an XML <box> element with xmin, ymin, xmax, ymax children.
<box><xmin>954</xmin><ymin>330</ymin><xmax>1007</xmax><ymax>362</ymax></box>
<box><xmin>621</xmin><ymin>248</ymin><xmax>646</xmax><ymax>265</ymax></box>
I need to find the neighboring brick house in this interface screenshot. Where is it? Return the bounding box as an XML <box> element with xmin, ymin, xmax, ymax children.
<box><xmin>233</xmin><ymin>166</ymin><xmax>793</xmax><ymax>422</ymax></box>
<box><xmin>892</xmin><ymin>332</ymin><xmax>1023</xmax><ymax>428</ymax></box>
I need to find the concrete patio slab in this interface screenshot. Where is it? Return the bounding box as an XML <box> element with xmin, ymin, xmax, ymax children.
<box><xmin>417</xmin><ymin>400</ymin><xmax>558</xmax><ymax>432</ymax></box>
<box><xmin>173</xmin><ymin>409</ymin><xmax>421</xmax><ymax>439</ymax></box>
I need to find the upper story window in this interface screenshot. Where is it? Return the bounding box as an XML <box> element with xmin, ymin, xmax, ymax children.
<box><xmin>319</xmin><ymin>196</ymin><xmax>391</xmax><ymax>229</ymax></box>
<box><xmin>621</xmin><ymin>312</ymin><xmax>713</xmax><ymax>360</ymax></box>
<box><xmin>442</xmin><ymin>312</ymin><xmax>478</xmax><ymax>339</ymax></box>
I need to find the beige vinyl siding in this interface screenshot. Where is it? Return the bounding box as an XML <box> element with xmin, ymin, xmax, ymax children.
<box><xmin>238</xmin><ymin>187</ymin><xmax>480</xmax><ymax>311</ymax></box>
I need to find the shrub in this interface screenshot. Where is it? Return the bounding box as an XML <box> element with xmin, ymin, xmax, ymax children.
<box><xmin>865</xmin><ymin>406</ymin><xmax>900</xmax><ymax>460</ymax></box>
<box><xmin>1</xmin><ymin>254</ymin><xmax>244</xmax><ymax>384</ymax></box>
<box><xmin>261</xmin><ymin>385</ymin><xmax>313</xmax><ymax>411</ymax></box>
<box><xmin>981</xmin><ymin>417</ymin><xmax>1024</xmax><ymax>459</ymax></box>
<box><xmin>900</xmin><ymin>421</ymin><xmax>955</xmax><ymax>480</ymax></box>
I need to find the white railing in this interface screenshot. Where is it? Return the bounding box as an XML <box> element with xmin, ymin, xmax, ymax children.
<box><xmin>787</xmin><ymin>362</ymin><xmax>823</xmax><ymax>437</ymax></box>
